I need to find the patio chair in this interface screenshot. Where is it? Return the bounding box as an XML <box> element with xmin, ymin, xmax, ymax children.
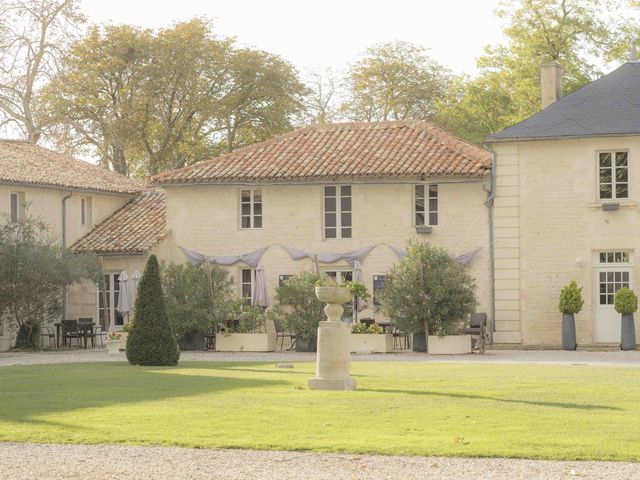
<box><xmin>392</xmin><ymin>327</ymin><xmax>410</xmax><ymax>350</ymax></box>
<box><xmin>39</xmin><ymin>325</ymin><xmax>56</xmax><ymax>349</ymax></box>
<box><xmin>465</xmin><ymin>312</ymin><xmax>488</xmax><ymax>354</ymax></box>
<box><xmin>61</xmin><ymin>319</ymin><xmax>80</xmax><ymax>348</ymax></box>
<box><xmin>79</xmin><ymin>317</ymin><xmax>99</xmax><ymax>348</ymax></box>
<box><xmin>274</xmin><ymin>318</ymin><xmax>296</xmax><ymax>351</ymax></box>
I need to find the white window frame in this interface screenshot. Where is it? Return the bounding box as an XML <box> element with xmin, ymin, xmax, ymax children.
<box><xmin>96</xmin><ymin>272</ymin><xmax>125</xmax><ymax>329</ymax></box>
<box><xmin>414</xmin><ymin>184</ymin><xmax>438</xmax><ymax>227</ymax></box>
<box><xmin>323</xmin><ymin>185</ymin><xmax>352</xmax><ymax>239</ymax></box>
<box><xmin>10</xmin><ymin>191</ymin><xmax>25</xmax><ymax>223</ymax></box>
<box><xmin>240</xmin><ymin>189</ymin><xmax>262</xmax><ymax>229</ymax></box>
<box><xmin>597</xmin><ymin>150</ymin><xmax>628</xmax><ymax>201</ymax></box>
<box><xmin>239</xmin><ymin>268</ymin><xmax>256</xmax><ymax>305</ymax></box>
<box><xmin>81</xmin><ymin>196</ymin><xmax>92</xmax><ymax>227</ymax></box>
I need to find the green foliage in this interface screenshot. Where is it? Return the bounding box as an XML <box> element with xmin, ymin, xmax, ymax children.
<box><xmin>14</xmin><ymin>322</ymin><xmax>40</xmax><ymax>350</ymax></box>
<box><xmin>43</xmin><ymin>18</ymin><xmax>307</xmax><ymax>177</ymax></box>
<box><xmin>228</xmin><ymin>303</ymin><xmax>267</xmax><ymax>333</ymax></box>
<box><xmin>351</xmin><ymin>322</ymin><xmax>383</xmax><ymax>334</ymax></box>
<box><xmin>438</xmin><ymin>0</ymin><xmax>639</xmax><ymax>144</ymax></box>
<box><xmin>614</xmin><ymin>288</ymin><xmax>638</xmax><ymax>315</ymax></box>
<box><xmin>381</xmin><ymin>240</ymin><xmax>477</xmax><ymax>336</ymax></box>
<box><xmin>0</xmin><ymin>215</ymin><xmax>100</xmax><ymax>349</ymax></box>
<box><xmin>346</xmin><ymin>281</ymin><xmax>370</xmax><ymax>300</ymax></box>
<box><xmin>269</xmin><ymin>271</ymin><xmax>324</xmax><ymax>342</ymax></box>
<box><xmin>558</xmin><ymin>280</ymin><xmax>584</xmax><ymax>314</ymax></box>
<box><xmin>161</xmin><ymin>261</ymin><xmax>234</xmax><ymax>340</ymax></box>
<box><xmin>126</xmin><ymin>255</ymin><xmax>180</xmax><ymax>366</ymax></box>
<box><xmin>341</xmin><ymin>41</ymin><xmax>450</xmax><ymax>122</ymax></box>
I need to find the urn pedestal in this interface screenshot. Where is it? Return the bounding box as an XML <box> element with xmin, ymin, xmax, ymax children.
<box><xmin>308</xmin><ymin>286</ymin><xmax>356</xmax><ymax>391</ymax></box>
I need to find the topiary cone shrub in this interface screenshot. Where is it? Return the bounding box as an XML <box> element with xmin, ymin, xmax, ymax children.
<box><xmin>126</xmin><ymin>255</ymin><xmax>180</xmax><ymax>366</ymax></box>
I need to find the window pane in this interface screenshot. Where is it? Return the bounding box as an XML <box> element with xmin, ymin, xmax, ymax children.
<box><xmin>415</xmin><ymin>198</ymin><xmax>425</xmax><ymax>212</ymax></box>
<box><xmin>325</xmin><ymin>227</ymin><xmax>336</xmax><ymax>239</ymax></box>
<box><xmin>324</xmin><ymin>186</ymin><xmax>336</xmax><ymax>196</ymax></box>
<box><xmin>600</xmin><ymin>295</ymin><xmax>607</xmax><ymax>305</ymax></box>
<box><xmin>342</xmin><ymin>272</ymin><xmax>353</xmax><ymax>282</ymax></box>
<box><xmin>254</xmin><ymin>216</ymin><xmax>262</xmax><ymax>228</ymax></box>
<box><xmin>615</xmin><ymin>252</ymin><xmax>622</xmax><ymax>262</ymax></box>
<box><xmin>599</xmin><ymin>168</ymin><xmax>612</xmax><ymax>183</ymax></box>
<box><xmin>599</xmin><ymin>270</ymin><xmax>606</xmax><ymax>280</ymax></box>
<box><xmin>341</xmin><ymin>227</ymin><xmax>352</xmax><ymax>238</ymax></box>
<box><xmin>242</xmin><ymin>269</ymin><xmax>252</xmax><ymax>282</ymax></box>
<box><xmin>253</xmin><ymin>190</ymin><xmax>262</xmax><ymax>202</ymax></box>
<box><xmin>599</xmin><ymin>152</ymin><xmax>612</xmax><ymax>167</ymax></box>
<box><xmin>429</xmin><ymin>212</ymin><xmax>438</xmax><ymax>226</ymax></box>
<box><xmin>241</xmin><ymin>216</ymin><xmax>251</xmax><ymax>228</ymax></box>
<box><xmin>600</xmin><ymin>184</ymin><xmax>612</xmax><ymax>199</ymax></box>
<box><xmin>415</xmin><ymin>185</ymin><xmax>424</xmax><ymax>198</ymax></box>
<box><xmin>429</xmin><ymin>184</ymin><xmax>438</xmax><ymax>197</ymax></box>
<box><xmin>10</xmin><ymin>193</ymin><xmax>17</xmax><ymax>223</ymax></box>
<box><xmin>341</xmin><ymin>196</ymin><xmax>351</xmax><ymax>211</ymax></box>
<box><xmin>607</xmin><ymin>253</ymin><xmax>614</xmax><ymax>263</ymax></box>
<box><xmin>616</xmin><ymin>184</ymin><xmax>628</xmax><ymax>199</ymax></box>
<box><xmin>615</xmin><ymin>152</ymin><xmax>628</xmax><ymax>167</ymax></box>
<box><xmin>241</xmin><ymin>190</ymin><xmax>250</xmax><ymax>201</ymax></box>
<box><xmin>616</xmin><ymin>168</ymin><xmax>628</xmax><ymax>182</ymax></box>
<box><xmin>241</xmin><ymin>203</ymin><xmax>251</xmax><ymax>215</ymax></box>
<box><xmin>622</xmin><ymin>252</ymin><xmax>630</xmax><ymax>262</ymax></box>
<box><xmin>254</xmin><ymin>203</ymin><xmax>262</xmax><ymax>215</ymax></box>
<box><xmin>429</xmin><ymin>198</ymin><xmax>438</xmax><ymax>211</ymax></box>
<box><xmin>340</xmin><ymin>186</ymin><xmax>351</xmax><ymax>196</ymax></box>
<box><xmin>324</xmin><ymin>197</ymin><xmax>336</xmax><ymax>211</ymax></box>
<box><xmin>325</xmin><ymin>212</ymin><xmax>336</xmax><ymax>227</ymax></box>
<box><xmin>341</xmin><ymin>212</ymin><xmax>352</xmax><ymax>227</ymax></box>
<box><xmin>415</xmin><ymin>212</ymin><xmax>425</xmax><ymax>226</ymax></box>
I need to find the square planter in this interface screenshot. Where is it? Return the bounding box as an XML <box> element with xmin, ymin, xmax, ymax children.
<box><xmin>216</xmin><ymin>332</ymin><xmax>276</xmax><ymax>352</ymax></box>
<box><xmin>0</xmin><ymin>336</ymin><xmax>11</xmax><ymax>352</ymax></box>
<box><xmin>350</xmin><ymin>333</ymin><xmax>394</xmax><ymax>353</ymax></box>
<box><xmin>427</xmin><ymin>334</ymin><xmax>471</xmax><ymax>355</ymax></box>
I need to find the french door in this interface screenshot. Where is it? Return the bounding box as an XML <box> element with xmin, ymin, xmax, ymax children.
<box><xmin>595</xmin><ymin>251</ymin><xmax>633</xmax><ymax>343</ymax></box>
<box><xmin>97</xmin><ymin>272</ymin><xmax>124</xmax><ymax>329</ymax></box>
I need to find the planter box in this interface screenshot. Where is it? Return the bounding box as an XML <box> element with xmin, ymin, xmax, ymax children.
<box><xmin>428</xmin><ymin>335</ymin><xmax>471</xmax><ymax>355</ymax></box>
<box><xmin>350</xmin><ymin>333</ymin><xmax>394</xmax><ymax>353</ymax></box>
<box><xmin>106</xmin><ymin>332</ymin><xmax>128</xmax><ymax>354</ymax></box>
<box><xmin>0</xmin><ymin>336</ymin><xmax>11</xmax><ymax>352</ymax></box>
<box><xmin>216</xmin><ymin>332</ymin><xmax>276</xmax><ymax>352</ymax></box>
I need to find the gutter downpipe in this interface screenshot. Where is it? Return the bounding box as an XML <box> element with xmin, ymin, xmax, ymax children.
<box><xmin>483</xmin><ymin>146</ymin><xmax>497</xmax><ymax>345</ymax></box>
<box><xmin>61</xmin><ymin>192</ymin><xmax>73</xmax><ymax>320</ymax></box>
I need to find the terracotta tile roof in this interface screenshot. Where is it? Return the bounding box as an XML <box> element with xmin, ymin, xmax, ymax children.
<box><xmin>71</xmin><ymin>190</ymin><xmax>166</xmax><ymax>255</ymax></box>
<box><xmin>152</xmin><ymin>121</ymin><xmax>491</xmax><ymax>185</ymax></box>
<box><xmin>0</xmin><ymin>139</ymin><xmax>142</xmax><ymax>194</ymax></box>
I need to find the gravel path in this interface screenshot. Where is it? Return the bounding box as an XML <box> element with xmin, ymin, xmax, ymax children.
<box><xmin>1</xmin><ymin>443</ymin><xmax>638</xmax><ymax>480</ymax></box>
<box><xmin>1</xmin><ymin>348</ymin><xmax>640</xmax><ymax>367</ymax></box>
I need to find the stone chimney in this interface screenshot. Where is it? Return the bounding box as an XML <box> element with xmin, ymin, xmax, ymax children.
<box><xmin>540</xmin><ymin>62</ymin><xmax>562</xmax><ymax>109</ymax></box>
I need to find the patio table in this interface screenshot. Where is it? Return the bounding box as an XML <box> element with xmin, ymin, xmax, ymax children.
<box><xmin>53</xmin><ymin>322</ymin><xmax>95</xmax><ymax>349</ymax></box>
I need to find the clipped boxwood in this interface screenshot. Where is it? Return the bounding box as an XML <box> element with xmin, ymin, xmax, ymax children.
<box><xmin>614</xmin><ymin>288</ymin><xmax>638</xmax><ymax>315</ymax></box>
<box><xmin>558</xmin><ymin>280</ymin><xmax>583</xmax><ymax>314</ymax></box>
<box><xmin>126</xmin><ymin>255</ymin><xmax>180</xmax><ymax>366</ymax></box>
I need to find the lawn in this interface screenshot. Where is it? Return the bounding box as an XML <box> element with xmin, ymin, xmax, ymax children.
<box><xmin>1</xmin><ymin>361</ymin><xmax>639</xmax><ymax>461</ymax></box>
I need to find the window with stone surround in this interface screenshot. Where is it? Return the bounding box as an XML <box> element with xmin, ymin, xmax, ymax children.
<box><xmin>324</xmin><ymin>185</ymin><xmax>351</xmax><ymax>239</ymax></box>
<box><xmin>599</xmin><ymin>151</ymin><xmax>628</xmax><ymax>200</ymax></box>
<box><xmin>240</xmin><ymin>189</ymin><xmax>262</xmax><ymax>229</ymax></box>
<box><xmin>240</xmin><ymin>268</ymin><xmax>255</xmax><ymax>305</ymax></box>
<box><xmin>414</xmin><ymin>184</ymin><xmax>438</xmax><ymax>226</ymax></box>
<box><xmin>10</xmin><ymin>191</ymin><xmax>25</xmax><ymax>223</ymax></box>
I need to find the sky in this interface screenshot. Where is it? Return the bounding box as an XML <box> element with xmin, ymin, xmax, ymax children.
<box><xmin>81</xmin><ymin>0</ymin><xmax>507</xmax><ymax>76</ymax></box>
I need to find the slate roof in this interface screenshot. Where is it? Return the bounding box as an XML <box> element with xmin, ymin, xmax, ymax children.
<box><xmin>152</xmin><ymin>121</ymin><xmax>491</xmax><ymax>185</ymax></box>
<box><xmin>488</xmin><ymin>62</ymin><xmax>640</xmax><ymax>142</ymax></box>
<box><xmin>0</xmin><ymin>139</ymin><xmax>142</xmax><ymax>194</ymax></box>
<box><xmin>71</xmin><ymin>190</ymin><xmax>166</xmax><ymax>255</ymax></box>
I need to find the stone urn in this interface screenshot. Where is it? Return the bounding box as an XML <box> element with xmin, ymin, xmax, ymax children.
<box><xmin>308</xmin><ymin>286</ymin><xmax>356</xmax><ymax>391</ymax></box>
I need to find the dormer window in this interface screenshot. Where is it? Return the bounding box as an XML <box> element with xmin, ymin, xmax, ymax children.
<box><xmin>599</xmin><ymin>151</ymin><xmax>628</xmax><ymax>200</ymax></box>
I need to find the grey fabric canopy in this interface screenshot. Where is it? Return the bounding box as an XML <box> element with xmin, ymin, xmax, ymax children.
<box><xmin>116</xmin><ymin>271</ymin><xmax>131</xmax><ymax>315</ymax></box>
<box><xmin>388</xmin><ymin>245</ymin><xmax>482</xmax><ymax>267</ymax></box>
<box><xmin>280</xmin><ymin>245</ymin><xmax>377</xmax><ymax>266</ymax></box>
<box><xmin>179</xmin><ymin>245</ymin><xmax>268</xmax><ymax>268</ymax></box>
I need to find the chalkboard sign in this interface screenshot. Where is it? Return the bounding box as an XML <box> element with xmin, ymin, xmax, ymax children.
<box><xmin>373</xmin><ymin>275</ymin><xmax>386</xmax><ymax>306</ymax></box>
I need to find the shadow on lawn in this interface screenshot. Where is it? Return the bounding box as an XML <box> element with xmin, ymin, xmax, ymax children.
<box><xmin>359</xmin><ymin>388</ymin><xmax>621</xmax><ymax>411</ymax></box>
<box><xmin>0</xmin><ymin>362</ymin><xmax>286</xmax><ymax>425</ymax></box>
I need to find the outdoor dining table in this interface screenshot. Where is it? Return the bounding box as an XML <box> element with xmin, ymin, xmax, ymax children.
<box><xmin>53</xmin><ymin>322</ymin><xmax>96</xmax><ymax>349</ymax></box>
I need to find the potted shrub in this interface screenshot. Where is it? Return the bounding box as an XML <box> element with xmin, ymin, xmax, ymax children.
<box><xmin>350</xmin><ymin>322</ymin><xmax>394</xmax><ymax>353</ymax></box>
<box><xmin>215</xmin><ymin>304</ymin><xmax>276</xmax><ymax>352</ymax></box>
<box><xmin>558</xmin><ymin>280</ymin><xmax>583</xmax><ymax>350</ymax></box>
<box><xmin>380</xmin><ymin>241</ymin><xmax>477</xmax><ymax>354</ymax></box>
<box><xmin>614</xmin><ymin>287</ymin><xmax>637</xmax><ymax>351</ymax></box>
<box><xmin>269</xmin><ymin>271</ymin><xmax>326</xmax><ymax>352</ymax></box>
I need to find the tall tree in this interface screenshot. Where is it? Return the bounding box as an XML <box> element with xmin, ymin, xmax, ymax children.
<box><xmin>0</xmin><ymin>0</ymin><xmax>85</xmax><ymax>142</ymax></box>
<box><xmin>341</xmin><ymin>41</ymin><xmax>450</xmax><ymax>122</ymax></box>
<box><xmin>303</xmin><ymin>68</ymin><xmax>341</xmax><ymax>124</ymax></box>
<box><xmin>438</xmin><ymin>0</ymin><xmax>638</xmax><ymax>144</ymax></box>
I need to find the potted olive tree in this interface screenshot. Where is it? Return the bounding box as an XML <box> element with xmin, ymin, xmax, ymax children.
<box><xmin>381</xmin><ymin>241</ymin><xmax>477</xmax><ymax>354</ymax></box>
<box><xmin>614</xmin><ymin>288</ymin><xmax>637</xmax><ymax>351</ymax></box>
<box><xmin>558</xmin><ymin>280</ymin><xmax>583</xmax><ymax>351</ymax></box>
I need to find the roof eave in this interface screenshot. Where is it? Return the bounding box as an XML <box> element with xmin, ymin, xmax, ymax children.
<box><xmin>486</xmin><ymin>131</ymin><xmax>640</xmax><ymax>144</ymax></box>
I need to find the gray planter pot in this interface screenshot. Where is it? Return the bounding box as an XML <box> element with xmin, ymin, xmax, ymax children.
<box><xmin>562</xmin><ymin>313</ymin><xmax>577</xmax><ymax>351</ymax></box>
<box><xmin>412</xmin><ymin>332</ymin><xmax>427</xmax><ymax>352</ymax></box>
<box><xmin>621</xmin><ymin>313</ymin><xmax>636</xmax><ymax>351</ymax></box>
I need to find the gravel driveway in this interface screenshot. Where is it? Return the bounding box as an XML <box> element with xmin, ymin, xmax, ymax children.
<box><xmin>1</xmin><ymin>443</ymin><xmax>639</xmax><ymax>480</ymax></box>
